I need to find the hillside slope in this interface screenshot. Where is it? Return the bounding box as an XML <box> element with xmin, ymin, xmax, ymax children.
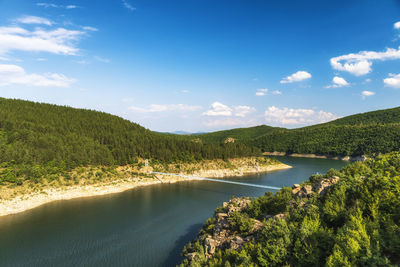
<box><xmin>320</xmin><ymin>106</ymin><xmax>400</xmax><ymax>126</ymax></box>
<box><xmin>194</xmin><ymin>125</ymin><xmax>281</xmax><ymax>144</ymax></box>
<box><xmin>253</xmin><ymin>107</ymin><xmax>400</xmax><ymax>157</ymax></box>
<box><xmin>181</xmin><ymin>152</ymin><xmax>400</xmax><ymax>266</ymax></box>
<box><xmin>0</xmin><ymin>98</ymin><xmax>257</xmax><ymax>185</ymax></box>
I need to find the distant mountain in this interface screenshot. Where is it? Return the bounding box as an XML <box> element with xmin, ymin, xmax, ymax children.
<box><xmin>167</xmin><ymin>131</ymin><xmax>208</xmax><ymax>135</ymax></box>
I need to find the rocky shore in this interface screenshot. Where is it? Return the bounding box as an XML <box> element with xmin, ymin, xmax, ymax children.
<box><xmin>182</xmin><ymin>175</ymin><xmax>341</xmax><ymax>264</ymax></box>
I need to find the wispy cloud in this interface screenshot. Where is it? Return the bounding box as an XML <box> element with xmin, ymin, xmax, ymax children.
<box><xmin>0</xmin><ymin>64</ymin><xmax>75</xmax><ymax>87</ymax></box>
<box><xmin>271</xmin><ymin>90</ymin><xmax>282</xmax><ymax>95</ymax></box>
<box><xmin>255</xmin><ymin>88</ymin><xmax>282</xmax><ymax>96</ymax></box>
<box><xmin>234</xmin><ymin>106</ymin><xmax>256</xmax><ymax>117</ymax></box>
<box><xmin>330</xmin><ymin>47</ymin><xmax>400</xmax><ymax>76</ymax></box>
<box><xmin>384</xmin><ymin>73</ymin><xmax>400</xmax><ymax>88</ymax></box>
<box><xmin>82</xmin><ymin>26</ymin><xmax>98</xmax><ymax>32</ymax></box>
<box><xmin>36</xmin><ymin>3</ymin><xmax>79</xmax><ymax>9</ymax></box>
<box><xmin>94</xmin><ymin>56</ymin><xmax>110</xmax><ymax>63</ymax></box>
<box><xmin>264</xmin><ymin>106</ymin><xmax>337</xmax><ymax>126</ymax></box>
<box><xmin>0</xmin><ymin>22</ymin><xmax>86</xmax><ymax>56</ymax></box>
<box><xmin>361</xmin><ymin>90</ymin><xmax>375</xmax><ymax>99</ymax></box>
<box><xmin>255</xmin><ymin>88</ymin><xmax>268</xmax><ymax>96</ymax></box>
<box><xmin>325</xmin><ymin>76</ymin><xmax>349</xmax><ymax>88</ymax></box>
<box><xmin>122</xmin><ymin>0</ymin><xmax>136</xmax><ymax>11</ymax></box>
<box><xmin>280</xmin><ymin>71</ymin><xmax>311</xmax><ymax>84</ymax></box>
<box><xmin>16</xmin><ymin>15</ymin><xmax>52</xmax><ymax>26</ymax></box>
<box><xmin>129</xmin><ymin>104</ymin><xmax>202</xmax><ymax>113</ymax></box>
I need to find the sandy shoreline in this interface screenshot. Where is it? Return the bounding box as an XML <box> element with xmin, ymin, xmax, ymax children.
<box><xmin>0</xmin><ymin>163</ymin><xmax>291</xmax><ymax>218</ymax></box>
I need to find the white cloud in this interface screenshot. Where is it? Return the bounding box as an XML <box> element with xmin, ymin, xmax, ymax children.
<box><xmin>255</xmin><ymin>88</ymin><xmax>282</xmax><ymax>96</ymax></box>
<box><xmin>364</xmin><ymin>78</ymin><xmax>372</xmax><ymax>83</ymax></box>
<box><xmin>203</xmin><ymin>102</ymin><xmax>256</xmax><ymax>118</ymax></box>
<box><xmin>234</xmin><ymin>106</ymin><xmax>255</xmax><ymax>117</ymax></box>
<box><xmin>325</xmin><ymin>76</ymin><xmax>349</xmax><ymax>88</ymax></box>
<box><xmin>181</xmin><ymin>90</ymin><xmax>189</xmax><ymax>93</ymax></box>
<box><xmin>264</xmin><ymin>106</ymin><xmax>338</xmax><ymax>126</ymax></box>
<box><xmin>271</xmin><ymin>90</ymin><xmax>282</xmax><ymax>95</ymax></box>
<box><xmin>16</xmin><ymin>15</ymin><xmax>52</xmax><ymax>26</ymax></box>
<box><xmin>280</xmin><ymin>71</ymin><xmax>311</xmax><ymax>84</ymax></box>
<box><xmin>0</xmin><ymin>26</ymin><xmax>85</xmax><ymax>56</ymax></box>
<box><xmin>361</xmin><ymin>91</ymin><xmax>375</xmax><ymax>97</ymax></box>
<box><xmin>394</xmin><ymin>21</ymin><xmax>400</xmax><ymax>29</ymax></box>
<box><xmin>36</xmin><ymin>3</ymin><xmax>58</xmax><ymax>8</ymax></box>
<box><xmin>384</xmin><ymin>73</ymin><xmax>400</xmax><ymax>88</ymax></box>
<box><xmin>82</xmin><ymin>26</ymin><xmax>98</xmax><ymax>32</ymax></box>
<box><xmin>0</xmin><ymin>64</ymin><xmax>75</xmax><ymax>87</ymax></box>
<box><xmin>36</xmin><ymin>3</ymin><xmax>79</xmax><ymax>9</ymax></box>
<box><xmin>203</xmin><ymin>102</ymin><xmax>232</xmax><ymax>116</ymax></box>
<box><xmin>129</xmin><ymin>104</ymin><xmax>202</xmax><ymax>113</ymax></box>
<box><xmin>94</xmin><ymin>56</ymin><xmax>110</xmax><ymax>63</ymax></box>
<box><xmin>330</xmin><ymin>47</ymin><xmax>400</xmax><ymax>76</ymax></box>
<box><xmin>122</xmin><ymin>0</ymin><xmax>136</xmax><ymax>11</ymax></box>
<box><xmin>255</xmin><ymin>88</ymin><xmax>268</xmax><ymax>96</ymax></box>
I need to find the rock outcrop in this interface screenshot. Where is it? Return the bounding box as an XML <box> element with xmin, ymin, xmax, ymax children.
<box><xmin>293</xmin><ymin>176</ymin><xmax>340</xmax><ymax>199</ymax></box>
<box><xmin>184</xmin><ymin>176</ymin><xmax>341</xmax><ymax>264</ymax></box>
<box><xmin>194</xmin><ymin>198</ymin><xmax>261</xmax><ymax>259</ymax></box>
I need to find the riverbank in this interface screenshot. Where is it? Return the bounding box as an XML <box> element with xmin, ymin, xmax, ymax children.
<box><xmin>0</xmin><ymin>157</ymin><xmax>291</xmax><ymax>217</ymax></box>
<box><xmin>262</xmin><ymin>152</ymin><xmax>367</xmax><ymax>161</ymax></box>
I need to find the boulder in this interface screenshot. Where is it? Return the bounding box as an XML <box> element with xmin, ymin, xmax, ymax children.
<box><xmin>250</xmin><ymin>219</ymin><xmax>263</xmax><ymax>233</ymax></box>
<box><xmin>187</xmin><ymin>252</ymin><xmax>198</xmax><ymax>261</ymax></box>
<box><xmin>313</xmin><ymin>176</ymin><xmax>340</xmax><ymax>195</ymax></box>
<box><xmin>204</xmin><ymin>236</ymin><xmax>217</xmax><ymax>256</ymax></box>
<box><xmin>294</xmin><ymin>185</ymin><xmax>313</xmax><ymax>198</ymax></box>
<box><xmin>229</xmin><ymin>236</ymin><xmax>245</xmax><ymax>250</ymax></box>
<box><xmin>273</xmin><ymin>213</ymin><xmax>286</xmax><ymax>220</ymax></box>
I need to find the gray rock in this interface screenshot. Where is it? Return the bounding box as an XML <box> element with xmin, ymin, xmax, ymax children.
<box><xmin>313</xmin><ymin>176</ymin><xmax>340</xmax><ymax>195</ymax></box>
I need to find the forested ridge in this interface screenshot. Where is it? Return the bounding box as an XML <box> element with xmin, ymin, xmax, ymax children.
<box><xmin>181</xmin><ymin>152</ymin><xmax>400</xmax><ymax>266</ymax></box>
<box><xmin>197</xmin><ymin>106</ymin><xmax>400</xmax><ymax>157</ymax></box>
<box><xmin>0</xmin><ymin>98</ymin><xmax>256</xmax><ymax>185</ymax></box>
<box><xmin>194</xmin><ymin>125</ymin><xmax>281</xmax><ymax>144</ymax></box>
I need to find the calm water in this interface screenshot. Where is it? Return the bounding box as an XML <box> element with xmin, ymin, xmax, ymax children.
<box><xmin>0</xmin><ymin>157</ymin><xmax>346</xmax><ymax>267</ymax></box>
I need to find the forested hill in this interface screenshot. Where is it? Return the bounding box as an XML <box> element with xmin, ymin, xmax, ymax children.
<box><xmin>194</xmin><ymin>125</ymin><xmax>281</xmax><ymax>144</ymax></box>
<box><xmin>181</xmin><ymin>153</ymin><xmax>400</xmax><ymax>266</ymax></box>
<box><xmin>319</xmin><ymin>106</ymin><xmax>400</xmax><ymax>126</ymax></box>
<box><xmin>192</xmin><ymin>106</ymin><xmax>400</xmax><ymax>157</ymax></box>
<box><xmin>0</xmin><ymin>98</ymin><xmax>256</xmax><ymax>169</ymax></box>
<box><xmin>252</xmin><ymin>107</ymin><xmax>400</xmax><ymax>157</ymax></box>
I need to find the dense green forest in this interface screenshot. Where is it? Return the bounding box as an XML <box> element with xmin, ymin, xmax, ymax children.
<box><xmin>194</xmin><ymin>125</ymin><xmax>280</xmax><ymax>144</ymax></box>
<box><xmin>0</xmin><ymin>98</ymin><xmax>257</xmax><ymax>185</ymax></box>
<box><xmin>181</xmin><ymin>152</ymin><xmax>400</xmax><ymax>266</ymax></box>
<box><xmin>197</xmin><ymin>106</ymin><xmax>400</xmax><ymax>157</ymax></box>
<box><xmin>252</xmin><ymin>123</ymin><xmax>400</xmax><ymax>156</ymax></box>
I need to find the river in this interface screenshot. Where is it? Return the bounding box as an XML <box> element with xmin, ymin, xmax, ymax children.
<box><xmin>0</xmin><ymin>157</ymin><xmax>347</xmax><ymax>267</ymax></box>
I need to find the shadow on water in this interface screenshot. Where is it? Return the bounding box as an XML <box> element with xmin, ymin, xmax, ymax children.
<box><xmin>162</xmin><ymin>223</ymin><xmax>203</xmax><ymax>267</ymax></box>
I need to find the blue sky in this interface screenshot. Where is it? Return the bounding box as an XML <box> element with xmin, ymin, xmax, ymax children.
<box><xmin>0</xmin><ymin>0</ymin><xmax>400</xmax><ymax>132</ymax></box>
